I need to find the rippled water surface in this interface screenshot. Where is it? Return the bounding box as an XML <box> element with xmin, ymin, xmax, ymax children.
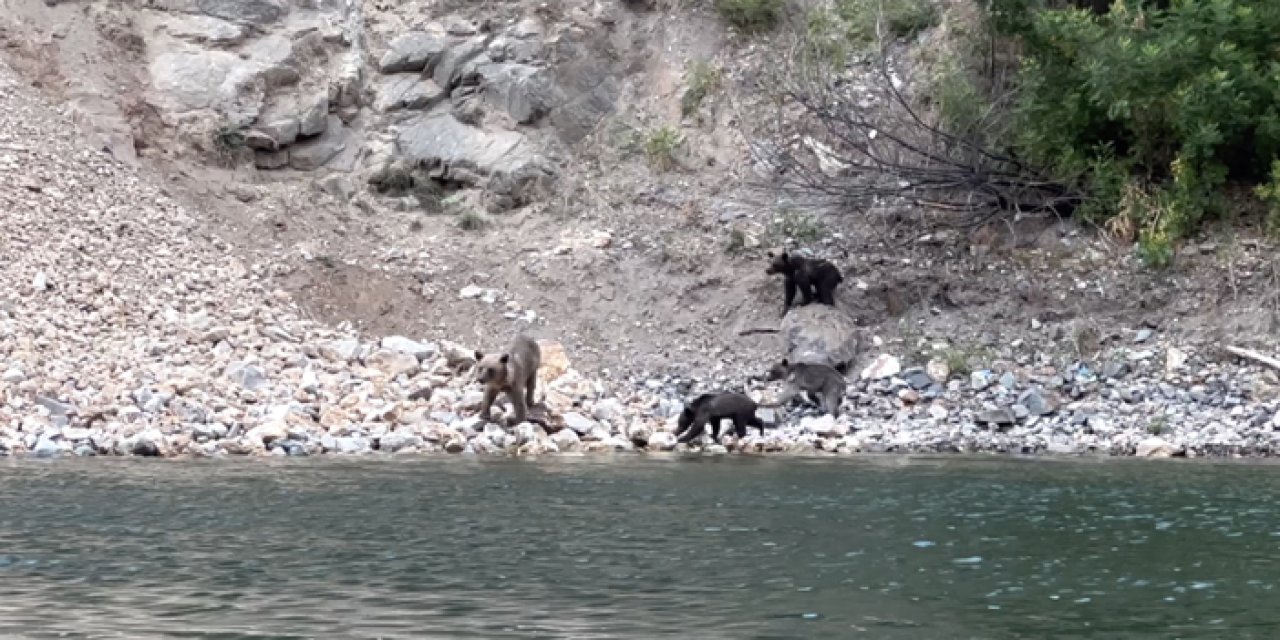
<box><xmin>3</xmin><ymin>455</ymin><xmax>1280</xmax><ymax>638</ymax></box>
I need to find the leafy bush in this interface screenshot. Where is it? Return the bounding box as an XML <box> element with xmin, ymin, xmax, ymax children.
<box><xmin>798</xmin><ymin>0</ymin><xmax>938</xmax><ymax>55</ymax></box>
<box><xmin>1004</xmin><ymin>0</ymin><xmax>1280</xmax><ymax>259</ymax></box>
<box><xmin>839</xmin><ymin>0</ymin><xmax>939</xmax><ymax>43</ymax></box>
<box><xmin>1256</xmin><ymin>160</ymin><xmax>1280</xmax><ymax>237</ymax></box>
<box><xmin>456</xmin><ymin>209</ymin><xmax>491</xmax><ymax>231</ymax></box>
<box><xmin>714</xmin><ymin>0</ymin><xmax>784</xmax><ymax>33</ymax></box>
<box><xmin>681</xmin><ymin>60</ymin><xmax>721</xmax><ymax>117</ymax></box>
<box><xmin>643</xmin><ymin>126</ymin><xmax>684</xmax><ymax>171</ymax></box>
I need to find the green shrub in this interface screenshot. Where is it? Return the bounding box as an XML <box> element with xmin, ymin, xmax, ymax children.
<box><xmin>725</xmin><ymin>228</ymin><xmax>748</xmax><ymax>255</ymax></box>
<box><xmin>800</xmin><ymin>7</ymin><xmax>853</xmax><ymax>67</ymax></box>
<box><xmin>371</xmin><ymin>163</ymin><xmax>444</xmax><ymax>212</ymax></box>
<box><xmin>681</xmin><ymin>60</ymin><xmax>721</xmax><ymax>117</ymax></box>
<box><xmin>212</xmin><ymin>124</ymin><xmax>246</xmax><ymax>154</ymax></box>
<box><xmin>643</xmin><ymin>126</ymin><xmax>684</xmax><ymax>171</ymax></box>
<box><xmin>714</xmin><ymin>0</ymin><xmax>784</xmax><ymax>33</ymax></box>
<box><xmin>210</xmin><ymin>122</ymin><xmax>249</xmax><ymax>166</ymax></box>
<box><xmin>1003</xmin><ymin>0</ymin><xmax>1280</xmax><ymax>245</ymax></box>
<box><xmin>1256</xmin><ymin>160</ymin><xmax>1280</xmax><ymax>237</ymax></box>
<box><xmin>457</xmin><ymin>209</ymin><xmax>491</xmax><ymax>231</ymax></box>
<box><xmin>839</xmin><ymin>0</ymin><xmax>939</xmax><ymax>43</ymax></box>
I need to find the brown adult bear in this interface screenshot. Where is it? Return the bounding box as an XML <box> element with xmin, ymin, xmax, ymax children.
<box><xmin>473</xmin><ymin>335</ymin><xmax>542</xmax><ymax>427</ymax></box>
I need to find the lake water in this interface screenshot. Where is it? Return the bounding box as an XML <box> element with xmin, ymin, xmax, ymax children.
<box><xmin>2</xmin><ymin>455</ymin><xmax>1280</xmax><ymax>639</ymax></box>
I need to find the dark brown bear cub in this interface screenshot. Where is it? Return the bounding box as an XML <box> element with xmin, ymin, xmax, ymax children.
<box><xmin>473</xmin><ymin>335</ymin><xmax>542</xmax><ymax>427</ymax></box>
<box><xmin>675</xmin><ymin>392</ymin><xmax>766</xmax><ymax>444</ymax></box>
<box><xmin>765</xmin><ymin>251</ymin><xmax>843</xmax><ymax>317</ymax></box>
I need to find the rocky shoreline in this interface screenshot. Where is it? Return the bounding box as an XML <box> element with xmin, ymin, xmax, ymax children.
<box><xmin>3</xmin><ymin>32</ymin><xmax>1280</xmax><ymax>462</ymax></box>
<box><xmin>5</xmin><ymin>324</ymin><xmax>1280</xmax><ymax>460</ymax></box>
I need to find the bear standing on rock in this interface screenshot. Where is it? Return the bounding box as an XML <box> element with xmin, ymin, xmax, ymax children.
<box><xmin>473</xmin><ymin>335</ymin><xmax>542</xmax><ymax>427</ymax></box>
<box><xmin>765</xmin><ymin>251</ymin><xmax>843</xmax><ymax>317</ymax></box>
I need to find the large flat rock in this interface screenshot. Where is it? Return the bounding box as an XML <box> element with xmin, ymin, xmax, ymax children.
<box><xmin>147</xmin><ymin>49</ymin><xmax>244</xmax><ymax>113</ymax></box>
<box><xmin>288</xmin><ymin>115</ymin><xmax>349</xmax><ymax>170</ymax></box>
<box><xmin>196</xmin><ymin>0</ymin><xmax>286</xmax><ymax>25</ymax></box>
<box><xmin>373</xmin><ymin>75</ymin><xmax>446</xmax><ymax>114</ymax></box>
<box><xmin>394</xmin><ymin>112</ymin><xmax>551</xmax><ymax>197</ymax></box>
<box><xmin>378</xmin><ymin>28</ymin><xmax>449</xmax><ymax>74</ymax></box>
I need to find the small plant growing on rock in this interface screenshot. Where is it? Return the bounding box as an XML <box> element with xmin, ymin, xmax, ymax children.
<box><xmin>1256</xmin><ymin>160</ymin><xmax>1280</xmax><ymax>238</ymax></box>
<box><xmin>725</xmin><ymin>228</ymin><xmax>747</xmax><ymax>255</ymax></box>
<box><xmin>372</xmin><ymin>164</ymin><xmax>445</xmax><ymax>213</ymax></box>
<box><xmin>1147</xmin><ymin>416</ymin><xmax>1168</xmax><ymax>436</ymax></box>
<box><xmin>681</xmin><ymin>60</ymin><xmax>721</xmax><ymax>117</ymax></box>
<box><xmin>644</xmin><ymin>126</ymin><xmax>684</xmax><ymax>171</ymax></box>
<box><xmin>456</xmin><ymin>209</ymin><xmax>491</xmax><ymax>231</ymax></box>
<box><xmin>714</xmin><ymin>0</ymin><xmax>783</xmax><ymax>34</ymax></box>
<box><xmin>944</xmin><ymin>348</ymin><xmax>971</xmax><ymax>377</ymax></box>
<box><xmin>211</xmin><ymin>122</ymin><xmax>249</xmax><ymax>167</ymax></box>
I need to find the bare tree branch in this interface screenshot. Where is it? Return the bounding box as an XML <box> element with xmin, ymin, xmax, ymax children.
<box><xmin>744</xmin><ymin>14</ymin><xmax>1081</xmax><ymax>232</ymax></box>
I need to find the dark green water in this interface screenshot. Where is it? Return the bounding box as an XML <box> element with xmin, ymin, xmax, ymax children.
<box><xmin>2</xmin><ymin>455</ymin><xmax>1280</xmax><ymax>639</ymax></box>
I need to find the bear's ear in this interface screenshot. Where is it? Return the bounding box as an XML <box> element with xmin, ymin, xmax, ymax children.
<box><xmin>499</xmin><ymin>353</ymin><xmax>510</xmax><ymax>365</ymax></box>
<box><xmin>780</xmin><ymin>358</ymin><xmax>789</xmax><ymax>367</ymax></box>
<box><xmin>779</xmin><ymin>251</ymin><xmax>790</xmax><ymax>261</ymax></box>
<box><xmin>766</xmin><ymin>251</ymin><xmax>775</xmax><ymax>258</ymax></box>
<box><xmin>474</xmin><ymin>350</ymin><xmax>484</xmax><ymax>361</ymax></box>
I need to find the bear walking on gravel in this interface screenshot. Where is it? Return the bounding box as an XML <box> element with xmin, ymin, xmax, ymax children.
<box><xmin>675</xmin><ymin>392</ymin><xmax>766</xmax><ymax>445</ymax></box>
<box><xmin>473</xmin><ymin>335</ymin><xmax>542</xmax><ymax>427</ymax></box>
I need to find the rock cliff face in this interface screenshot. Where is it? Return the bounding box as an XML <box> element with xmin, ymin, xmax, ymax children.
<box><xmin>13</xmin><ymin>0</ymin><xmax>627</xmax><ymax>209</ymax></box>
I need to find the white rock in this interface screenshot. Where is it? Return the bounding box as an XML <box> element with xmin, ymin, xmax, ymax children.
<box><xmin>551</xmin><ymin>428</ymin><xmax>580</xmax><ymax>451</ymax></box>
<box><xmin>861</xmin><ymin>354</ymin><xmax>901</xmax><ymax>380</ymax></box>
<box><xmin>1135</xmin><ymin>436</ymin><xmax>1177</xmax><ymax>458</ymax></box>
<box><xmin>926</xmin><ymin>358</ymin><xmax>950</xmax><ymax>383</ymax></box>
<box><xmin>592</xmin><ymin>398</ymin><xmax>623</xmax><ymax>422</ymax></box>
<box><xmin>800</xmin><ymin>414</ymin><xmax>845</xmax><ymax>437</ymax></box>
<box><xmin>562</xmin><ymin>412</ymin><xmax>597</xmax><ymax>434</ymax></box>
<box><xmin>381</xmin><ymin>335</ymin><xmax>436</xmax><ymax>360</ymax></box>
<box><xmin>646</xmin><ymin>431</ymin><xmax>678</xmax><ymax>450</ymax></box>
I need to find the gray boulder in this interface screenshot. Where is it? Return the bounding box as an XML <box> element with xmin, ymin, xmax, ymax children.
<box><xmin>476</xmin><ymin>62</ymin><xmax>552</xmax><ymax>124</ymax></box>
<box><xmin>247</xmin><ymin>118</ymin><xmax>299</xmax><ymax>150</ymax></box>
<box><xmin>244</xmin><ymin>34</ymin><xmax>298</xmax><ymax>88</ymax></box>
<box><xmin>541</xmin><ymin>37</ymin><xmax>618</xmax><ymax>144</ymax></box>
<box><xmin>298</xmin><ymin>92</ymin><xmax>330</xmax><ymax>137</ymax></box>
<box><xmin>378</xmin><ymin>29</ymin><xmax>450</xmax><ymax>74</ymax></box>
<box><xmin>196</xmin><ymin>0</ymin><xmax>286</xmax><ymax>25</ymax></box>
<box><xmin>373</xmin><ymin>75</ymin><xmax>446</xmax><ymax>113</ymax></box>
<box><xmin>395</xmin><ymin>112</ymin><xmax>553</xmax><ymax>201</ymax></box>
<box><xmin>288</xmin><ymin>115</ymin><xmax>348</xmax><ymax>170</ymax></box>
<box><xmin>161</xmin><ymin>14</ymin><xmax>248</xmax><ymax>46</ymax></box>
<box><xmin>433</xmin><ymin>36</ymin><xmax>489</xmax><ymax>90</ymax></box>
<box><xmin>147</xmin><ymin>50</ymin><xmax>243</xmax><ymax>112</ymax></box>
<box><xmin>249</xmin><ymin>92</ymin><xmax>327</xmax><ymax>149</ymax></box>
<box><xmin>780</xmin><ymin>304</ymin><xmax>860</xmax><ymax>371</ymax></box>
<box><xmin>255</xmin><ymin>149</ymin><xmax>289</xmax><ymax>169</ymax></box>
